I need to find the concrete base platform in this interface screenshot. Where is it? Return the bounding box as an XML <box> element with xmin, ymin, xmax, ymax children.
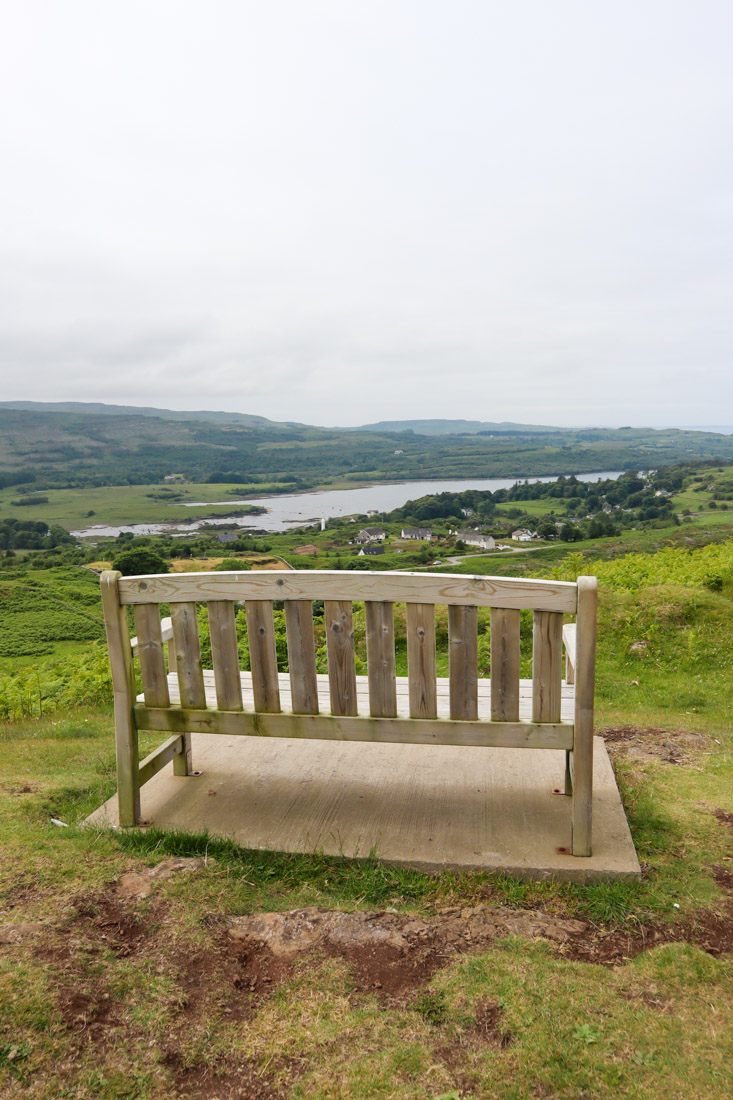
<box><xmin>85</xmin><ymin>735</ymin><xmax>640</xmax><ymax>882</ymax></box>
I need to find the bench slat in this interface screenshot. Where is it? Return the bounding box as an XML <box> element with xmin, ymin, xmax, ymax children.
<box><xmin>170</xmin><ymin>602</ymin><xmax>203</xmax><ymax>774</ymax></box>
<box><xmin>490</xmin><ymin>607</ymin><xmax>520</xmax><ymax>721</ymax></box>
<box><xmin>207</xmin><ymin>601</ymin><xmax>243</xmax><ymax>711</ymax></box>
<box><xmin>245</xmin><ymin>600</ymin><xmax>281</xmax><ymax>713</ymax></box>
<box><xmin>406</xmin><ymin>603</ymin><xmax>437</xmax><ymax>719</ymax></box>
<box><xmin>448</xmin><ymin>605</ymin><xmax>478</xmax><ymax>721</ymax></box>
<box><xmin>532</xmin><ymin>610</ymin><xmax>563</xmax><ymax>723</ymax></box>
<box><xmin>365</xmin><ymin>601</ymin><xmax>397</xmax><ymax>718</ymax></box>
<box><xmin>285</xmin><ymin>600</ymin><xmax>319</xmax><ymax>715</ymax></box>
<box><xmin>133</xmin><ymin>604</ymin><xmax>170</xmax><ymax>709</ymax></box>
<box><xmin>325</xmin><ymin>600</ymin><xmax>357</xmax><ymax>716</ymax></box>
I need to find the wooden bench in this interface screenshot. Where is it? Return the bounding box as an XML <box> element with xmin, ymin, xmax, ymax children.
<box><xmin>101</xmin><ymin>569</ymin><xmax>597</xmax><ymax>856</ymax></box>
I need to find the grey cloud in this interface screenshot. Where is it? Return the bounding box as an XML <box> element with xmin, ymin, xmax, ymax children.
<box><xmin>0</xmin><ymin>1</ymin><xmax>731</xmax><ymax>427</ymax></box>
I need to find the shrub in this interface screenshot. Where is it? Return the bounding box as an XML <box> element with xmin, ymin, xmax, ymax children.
<box><xmin>111</xmin><ymin>548</ymin><xmax>169</xmax><ymax>576</ymax></box>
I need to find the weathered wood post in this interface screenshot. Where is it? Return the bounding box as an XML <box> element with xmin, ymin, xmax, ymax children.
<box><xmin>572</xmin><ymin>576</ymin><xmax>597</xmax><ymax>856</ymax></box>
<box><xmin>100</xmin><ymin>570</ymin><xmax>140</xmax><ymax>826</ymax></box>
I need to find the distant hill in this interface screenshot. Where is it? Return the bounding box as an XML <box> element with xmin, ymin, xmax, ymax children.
<box><xmin>2</xmin><ymin>401</ymin><xmax>733</xmax><ymax>492</ymax></box>
<box><xmin>351</xmin><ymin>419</ymin><xmax>565</xmax><ymax>435</ymax></box>
<box><xmin>0</xmin><ymin>400</ymin><xmax>304</xmax><ymax>430</ymax></box>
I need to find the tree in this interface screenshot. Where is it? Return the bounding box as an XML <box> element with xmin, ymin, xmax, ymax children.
<box><xmin>111</xmin><ymin>547</ymin><xmax>169</xmax><ymax>576</ymax></box>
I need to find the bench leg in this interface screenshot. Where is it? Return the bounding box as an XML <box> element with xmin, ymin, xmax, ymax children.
<box><xmin>173</xmin><ymin>730</ymin><xmax>193</xmax><ymax>776</ymax></box>
<box><xmin>115</xmin><ymin>695</ymin><xmax>141</xmax><ymax>827</ymax></box>
<box><xmin>571</xmin><ymin>729</ymin><xmax>593</xmax><ymax>856</ymax></box>
<box><xmin>571</xmin><ymin>576</ymin><xmax>596</xmax><ymax>857</ymax></box>
<box><xmin>564</xmin><ymin>749</ymin><xmax>573</xmax><ymax>796</ymax></box>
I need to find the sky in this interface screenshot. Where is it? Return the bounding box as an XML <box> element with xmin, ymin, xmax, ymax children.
<box><xmin>0</xmin><ymin>1</ymin><xmax>731</xmax><ymax>428</ymax></box>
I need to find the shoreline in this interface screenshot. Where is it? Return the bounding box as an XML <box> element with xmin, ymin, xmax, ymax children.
<box><xmin>70</xmin><ymin>470</ymin><xmax>624</xmax><ymax>539</ymax></box>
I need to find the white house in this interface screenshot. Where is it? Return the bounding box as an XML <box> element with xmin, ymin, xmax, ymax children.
<box><xmin>511</xmin><ymin>529</ymin><xmax>535</xmax><ymax>542</ymax></box>
<box><xmin>456</xmin><ymin>531</ymin><xmax>495</xmax><ymax>550</ymax></box>
<box><xmin>401</xmin><ymin>527</ymin><xmax>432</xmax><ymax>540</ymax></box>
<box><xmin>356</xmin><ymin>527</ymin><xmax>386</xmax><ymax>543</ymax></box>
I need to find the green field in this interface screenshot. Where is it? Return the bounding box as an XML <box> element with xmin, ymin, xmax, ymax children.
<box><xmin>0</xmin><ymin>482</ymin><xmax>291</xmax><ymax>530</ymax></box>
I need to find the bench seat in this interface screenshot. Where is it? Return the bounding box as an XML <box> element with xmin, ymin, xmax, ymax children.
<box><xmin>138</xmin><ymin>672</ymin><xmax>576</xmax><ymax>723</ymax></box>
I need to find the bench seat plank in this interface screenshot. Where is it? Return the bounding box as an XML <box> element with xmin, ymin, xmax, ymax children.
<box><xmin>137</xmin><ymin>672</ymin><xmax>575</xmax><ymax>723</ymax></box>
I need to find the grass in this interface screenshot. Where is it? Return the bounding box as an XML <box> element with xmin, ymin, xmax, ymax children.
<box><xmin>0</xmin><ymin>481</ymin><xmax>290</xmax><ymax>530</ymax></box>
<box><xmin>1</xmin><ymin>528</ymin><xmax>732</xmax><ymax>1096</ymax></box>
<box><xmin>0</xmin><ymin>680</ymin><xmax>731</xmax><ymax>1097</ymax></box>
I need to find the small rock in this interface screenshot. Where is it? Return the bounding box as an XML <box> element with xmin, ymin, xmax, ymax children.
<box><xmin>0</xmin><ymin>922</ymin><xmax>45</xmax><ymax>944</ymax></box>
<box><xmin>117</xmin><ymin>857</ymin><xmax>212</xmax><ymax>899</ymax></box>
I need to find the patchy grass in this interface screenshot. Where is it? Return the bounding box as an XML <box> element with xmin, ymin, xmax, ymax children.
<box><xmin>2</xmin><ymin>533</ymin><xmax>733</xmax><ymax>1097</ymax></box>
<box><xmin>1</xmin><ymin>696</ymin><xmax>732</xmax><ymax>1098</ymax></box>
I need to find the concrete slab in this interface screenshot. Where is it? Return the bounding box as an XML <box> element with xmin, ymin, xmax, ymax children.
<box><xmin>85</xmin><ymin>735</ymin><xmax>640</xmax><ymax>882</ymax></box>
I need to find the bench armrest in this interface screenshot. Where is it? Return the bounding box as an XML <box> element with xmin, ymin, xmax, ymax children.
<box><xmin>562</xmin><ymin>623</ymin><xmax>576</xmax><ymax>684</ymax></box>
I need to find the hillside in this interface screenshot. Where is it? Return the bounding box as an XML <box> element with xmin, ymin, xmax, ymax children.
<box><xmin>3</xmin><ymin>404</ymin><xmax>733</xmax><ymax>493</ymax></box>
<box><xmin>348</xmin><ymin>418</ymin><xmax>563</xmax><ymax>434</ymax></box>
<box><xmin>0</xmin><ymin>400</ymin><xmax>296</xmax><ymax>429</ymax></box>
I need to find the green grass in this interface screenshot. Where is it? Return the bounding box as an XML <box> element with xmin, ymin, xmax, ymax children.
<box><xmin>0</xmin><ymin>481</ymin><xmax>290</xmax><ymax>529</ymax></box>
<box><xmin>0</xmin><ymin>704</ymin><xmax>731</xmax><ymax>1100</ymax></box>
<box><xmin>1</xmin><ymin>528</ymin><xmax>733</xmax><ymax>1097</ymax></box>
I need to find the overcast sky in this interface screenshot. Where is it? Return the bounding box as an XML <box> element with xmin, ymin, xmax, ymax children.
<box><xmin>1</xmin><ymin>1</ymin><xmax>731</xmax><ymax>427</ymax></box>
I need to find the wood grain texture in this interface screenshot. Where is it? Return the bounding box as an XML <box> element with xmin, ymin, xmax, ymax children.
<box><xmin>284</xmin><ymin>600</ymin><xmax>319</xmax><ymax>714</ymax></box>
<box><xmin>119</xmin><ymin>569</ymin><xmax>579</xmax><ymax>613</ymax></box>
<box><xmin>406</xmin><ymin>603</ymin><xmax>437</xmax><ymax>719</ymax></box>
<box><xmin>138</xmin><ymin>735</ymin><xmax>183</xmax><ymax>787</ymax></box>
<box><xmin>245</xmin><ymin>600</ymin><xmax>281</xmax><ymax>713</ymax></box>
<box><xmin>325</xmin><ymin>600</ymin><xmax>357</xmax><ymax>716</ymax></box>
<box><xmin>100</xmin><ymin>571</ymin><xmax>140</xmax><ymax>826</ymax></box>
<box><xmin>207</xmin><ymin>601</ymin><xmax>243</xmax><ymax>710</ymax></box>
<box><xmin>572</xmin><ymin>577</ymin><xmax>597</xmax><ymax>856</ymax></box>
<box><xmin>133</xmin><ymin>604</ymin><xmax>170</xmax><ymax>708</ymax></box>
<box><xmin>365</xmin><ymin>601</ymin><xmax>397</xmax><ymax>717</ymax></box>
<box><xmin>532</xmin><ymin>611</ymin><xmax>563</xmax><ymax>723</ymax></box>
<box><xmin>490</xmin><ymin>607</ymin><xmax>520</xmax><ymax>721</ymax></box>
<box><xmin>170</xmin><ymin>602</ymin><xmax>205</xmax><ymax>774</ymax></box>
<box><xmin>448</xmin><ymin>605</ymin><xmax>478</xmax><ymax>721</ymax></box>
<box><xmin>135</xmin><ymin>705</ymin><xmax>574</xmax><ymax>750</ymax></box>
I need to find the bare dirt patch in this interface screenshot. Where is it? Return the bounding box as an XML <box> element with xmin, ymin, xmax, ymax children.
<box><xmin>228</xmin><ymin>895</ymin><xmax>733</xmax><ymax>982</ymax></box>
<box><xmin>163</xmin><ymin>1052</ymin><xmax>289</xmax><ymax>1100</ymax></box>
<box><xmin>713</xmin><ymin>808</ymin><xmax>733</xmax><ymax>833</ymax></box>
<box><xmin>72</xmin><ymin>891</ymin><xmax>150</xmax><ymax>958</ymax></box>
<box><xmin>228</xmin><ymin>906</ymin><xmax>589</xmax><ymax>1001</ymax></box>
<box><xmin>560</xmin><ymin>897</ymin><xmax>733</xmax><ymax>965</ymax></box>
<box><xmin>599</xmin><ymin>725</ymin><xmax>711</xmax><ymax>765</ymax></box>
<box><xmin>57</xmin><ymin>985</ymin><xmax>123</xmax><ymax>1045</ymax></box>
<box><xmin>434</xmin><ymin>998</ymin><xmax>513</xmax><ymax>1096</ymax></box>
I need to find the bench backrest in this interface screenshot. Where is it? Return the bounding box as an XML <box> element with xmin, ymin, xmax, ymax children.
<box><xmin>103</xmin><ymin>568</ymin><xmax>595</xmax><ymax>728</ymax></box>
